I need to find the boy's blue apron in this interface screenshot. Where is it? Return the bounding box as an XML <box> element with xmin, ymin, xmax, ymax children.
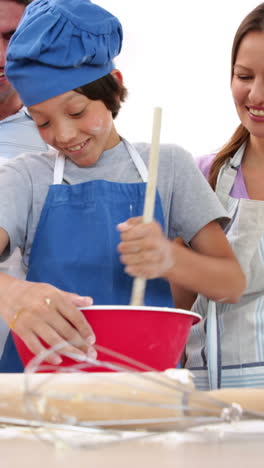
<box><xmin>0</xmin><ymin>139</ymin><xmax>173</xmax><ymax>372</ymax></box>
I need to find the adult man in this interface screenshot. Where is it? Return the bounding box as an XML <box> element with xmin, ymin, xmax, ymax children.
<box><xmin>0</xmin><ymin>0</ymin><xmax>48</xmax><ymax>159</ymax></box>
<box><xmin>0</xmin><ymin>0</ymin><xmax>48</xmax><ymax>367</ymax></box>
<box><xmin>0</xmin><ymin>0</ymin><xmax>48</xmax><ymax>270</ymax></box>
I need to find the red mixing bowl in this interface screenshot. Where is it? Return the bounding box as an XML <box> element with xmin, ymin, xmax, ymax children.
<box><xmin>12</xmin><ymin>305</ymin><xmax>201</xmax><ymax>372</ymax></box>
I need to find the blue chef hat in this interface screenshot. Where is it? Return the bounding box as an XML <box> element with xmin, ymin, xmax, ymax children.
<box><xmin>5</xmin><ymin>0</ymin><xmax>123</xmax><ymax>106</ymax></box>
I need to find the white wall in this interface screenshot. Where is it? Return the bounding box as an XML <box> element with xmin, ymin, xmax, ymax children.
<box><xmin>96</xmin><ymin>0</ymin><xmax>261</xmax><ymax>156</ymax></box>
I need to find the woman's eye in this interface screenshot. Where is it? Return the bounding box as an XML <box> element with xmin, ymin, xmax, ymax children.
<box><xmin>238</xmin><ymin>74</ymin><xmax>253</xmax><ymax>81</ymax></box>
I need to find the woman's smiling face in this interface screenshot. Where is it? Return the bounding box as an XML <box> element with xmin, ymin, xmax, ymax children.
<box><xmin>232</xmin><ymin>31</ymin><xmax>264</xmax><ymax>140</ymax></box>
<box><xmin>29</xmin><ymin>90</ymin><xmax>120</xmax><ymax>167</ymax></box>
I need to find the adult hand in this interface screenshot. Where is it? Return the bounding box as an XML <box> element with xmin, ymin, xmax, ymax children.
<box><xmin>117</xmin><ymin>217</ymin><xmax>175</xmax><ymax>279</ymax></box>
<box><xmin>1</xmin><ymin>277</ymin><xmax>96</xmax><ymax>365</ymax></box>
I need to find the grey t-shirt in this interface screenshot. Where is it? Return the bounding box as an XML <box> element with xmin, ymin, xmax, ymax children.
<box><xmin>0</xmin><ymin>107</ymin><xmax>48</xmax><ymax>160</ymax></box>
<box><xmin>0</xmin><ymin>140</ymin><xmax>228</xmax><ymax>269</ymax></box>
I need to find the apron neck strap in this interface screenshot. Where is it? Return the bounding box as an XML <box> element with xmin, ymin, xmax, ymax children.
<box><xmin>53</xmin><ymin>152</ymin><xmax>65</xmax><ymax>185</ymax></box>
<box><xmin>121</xmin><ymin>139</ymin><xmax>148</xmax><ymax>182</ymax></box>
<box><xmin>215</xmin><ymin>141</ymin><xmax>246</xmax><ymax>208</ymax></box>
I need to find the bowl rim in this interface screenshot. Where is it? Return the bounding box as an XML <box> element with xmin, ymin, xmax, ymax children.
<box><xmin>80</xmin><ymin>305</ymin><xmax>202</xmax><ymax>321</ymax></box>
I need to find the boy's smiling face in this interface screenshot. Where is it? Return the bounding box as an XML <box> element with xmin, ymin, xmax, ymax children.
<box><xmin>29</xmin><ymin>90</ymin><xmax>120</xmax><ymax>167</ymax></box>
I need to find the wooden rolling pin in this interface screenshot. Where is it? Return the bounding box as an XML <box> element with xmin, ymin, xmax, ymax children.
<box><xmin>0</xmin><ymin>370</ymin><xmax>194</xmax><ymax>431</ymax></box>
<box><xmin>0</xmin><ymin>372</ymin><xmax>263</xmax><ymax>430</ymax></box>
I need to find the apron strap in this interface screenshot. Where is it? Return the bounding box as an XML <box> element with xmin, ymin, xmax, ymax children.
<box><xmin>207</xmin><ymin>300</ymin><xmax>221</xmax><ymax>389</ymax></box>
<box><xmin>122</xmin><ymin>139</ymin><xmax>148</xmax><ymax>182</ymax></box>
<box><xmin>53</xmin><ymin>152</ymin><xmax>65</xmax><ymax>185</ymax></box>
<box><xmin>215</xmin><ymin>141</ymin><xmax>246</xmax><ymax>209</ymax></box>
<box><xmin>207</xmin><ymin>141</ymin><xmax>246</xmax><ymax>389</ymax></box>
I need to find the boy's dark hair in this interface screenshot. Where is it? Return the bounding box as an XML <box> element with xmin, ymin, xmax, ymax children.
<box><xmin>75</xmin><ymin>73</ymin><xmax>128</xmax><ymax>119</ymax></box>
<box><xmin>14</xmin><ymin>0</ymin><xmax>33</xmax><ymax>4</ymax></box>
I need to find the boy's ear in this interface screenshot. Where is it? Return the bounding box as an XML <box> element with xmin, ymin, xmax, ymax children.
<box><xmin>111</xmin><ymin>69</ymin><xmax>123</xmax><ymax>85</ymax></box>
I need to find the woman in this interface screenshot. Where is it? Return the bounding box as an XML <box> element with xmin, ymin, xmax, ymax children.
<box><xmin>0</xmin><ymin>0</ymin><xmax>245</xmax><ymax>372</ymax></box>
<box><xmin>185</xmin><ymin>2</ymin><xmax>264</xmax><ymax>389</ymax></box>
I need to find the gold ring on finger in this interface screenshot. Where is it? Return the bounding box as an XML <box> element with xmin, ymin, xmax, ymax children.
<box><xmin>44</xmin><ymin>297</ymin><xmax>52</xmax><ymax>306</ymax></box>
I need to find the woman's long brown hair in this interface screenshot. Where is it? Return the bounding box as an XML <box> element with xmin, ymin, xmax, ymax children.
<box><xmin>208</xmin><ymin>3</ymin><xmax>264</xmax><ymax>189</ymax></box>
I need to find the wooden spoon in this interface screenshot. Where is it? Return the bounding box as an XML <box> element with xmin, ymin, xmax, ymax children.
<box><xmin>130</xmin><ymin>107</ymin><xmax>162</xmax><ymax>306</ymax></box>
